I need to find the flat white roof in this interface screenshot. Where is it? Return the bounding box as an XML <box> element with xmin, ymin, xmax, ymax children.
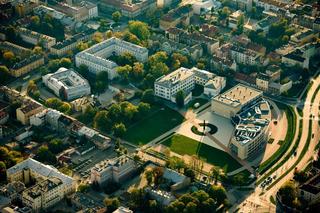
<box><xmin>213</xmin><ymin>84</ymin><xmax>262</xmax><ymax>108</ymax></box>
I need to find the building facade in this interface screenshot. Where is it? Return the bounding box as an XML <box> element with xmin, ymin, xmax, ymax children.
<box><xmin>22</xmin><ymin>178</ymin><xmax>64</xmax><ymax>212</ymax></box>
<box><xmin>42</xmin><ymin>67</ymin><xmax>91</xmax><ymax>101</ymax></box>
<box><xmin>211</xmin><ymin>84</ymin><xmax>271</xmax><ymax>159</ymax></box>
<box><xmin>75</xmin><ymin>37</ymin><xmax>148</xmax><ymax>79</ymax></box>
<box><xmin>18</xmin><ymin>28</ymin><xmax>56</xmax><ymax>49</ymax></box>
<box><xmin>16</xmin><ymin>101</ymin><xmax>43</xmax><ymax>125</ymax></box>
<box><xmin>7</xmin><ymin>158</ymin><xmax>76</xmax><ymax>212</ymax></box>
<box><xmin>155</xmin><ymin>67</ymin><xmax>226</xmax><ymax>103</ymax></box>
<box><xmin>90</xmin><ymin>155</ymin><xmax>136</xmax><ymax>185</ymax></box>
<box><xmin>10</xmin><ymin>55</ymin><xmax>44</xmax><ymax>78</ymax></box>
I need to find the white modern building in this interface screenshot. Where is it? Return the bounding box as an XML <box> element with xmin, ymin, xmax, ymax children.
<box><xmin>154</xmin><ymin>67</ymin><xmax>226</xmax><ymax>103</ymax></box>
<box><xmin>42</xmin><ymin>67</ymin><xmax>91</xmax><ymax>101</ymax></box>
<box><xmin>90</xmin><ymin>155</ymin><xmax>136</xmax><ymax>185</ymax></box>
<box><xmin>75</xmin><ymin>37</ymin><xmax>148</xmax><ymax>79</ymax></box>
<box><xmin>211</xmin><ymin>84</ymin><xmax>271</xmax><ymax>159</ymax></box>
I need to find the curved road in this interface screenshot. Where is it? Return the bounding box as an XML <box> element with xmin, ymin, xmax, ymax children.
<box><xmin>234</xmin><ymin>75</ymin><xmax>320</xmax><ymax>212</ymax></box>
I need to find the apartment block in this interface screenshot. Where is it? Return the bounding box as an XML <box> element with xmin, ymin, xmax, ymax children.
<box><xmin>16</xmin><ymin>100</ymin><xmax>43</xmax><ymax>125</ymax></box>
<box><xmin>18</xmin><ymin>27</ymin><xmax>56</xmax><ymax>49</ymax></box>
<box><xmin>22</xmin><ymin>178</ymin><xmax>64</xmax><ymax>212</ymax></box>
<box><xmin>10</xmin><ymin>54</ymin><xmax>44</xmax><ymax>78</ymax></box>
<box><xmin>75</xmin><ymin>37</ymin><xmax>148</xmax><ymax>79</ymax></box>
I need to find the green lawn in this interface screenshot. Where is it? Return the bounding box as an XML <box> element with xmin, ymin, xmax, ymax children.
<box><xmin>123</xmin><ymin>106</ymin><xmax>184</xmax><ymax>145</ymax></box>
<box><xmin>162</xmin><ymin>134</ymin><xmax>242</xmax><ymax>172</ymax></box>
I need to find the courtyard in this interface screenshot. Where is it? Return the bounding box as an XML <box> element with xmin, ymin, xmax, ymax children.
<box><xmin>175</xmin><ymin>111</ymin><xmax>235</xmax><ymax>151</ymax></box>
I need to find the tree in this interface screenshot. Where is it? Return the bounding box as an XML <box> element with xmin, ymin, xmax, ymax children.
<box><xmin>171</xmin><ymin>53</ymin><xmax>188</xmax><ymax>69</ymax></box>
<box><xmin>95</xmin><ymin>71</ymin><xmax>109</xmax><ymax>93</ymax></box>
<box><xmin>150</xmin><ymin>62</ymin><xmax>169</xmax><ymax>78</ymax></box>
<box><xmin>106</xmin><ymin>30</ymin><xmax>113</xmax><ymax>39</ymax></box>
<box><xmin>104</xmin><ymin>198</ymin><xmax>120</xmax><ymax>213</ymax></box>
<box><xmin>153</xmin><ymin>167</ymin><xmax>164</xmax><ymax>186</ymax></box>
<box><xmin>27</xmin><ymin>80</ymin><xmax>37</xmax><ymax>94</ymax></box>
<box><xmin>46</xmin><ymin>97</ymin><xmax>63</xmax><ymax>109</ymax></box>
<box><xmin>184</xmin><ymin>168</ymin><xmax>196</xmax><ymax>181</ymax></box>
<box><xmin>123</xmin><ymin>32</ymin><xmax>141</xmax><ymax>45</ymax></box>
<box><xmin>3</xmin><ymin>51</ymin><xmax>14</xmax><ymax>61</ymax></box>
<box><xmin>117</xmin><ymin>52</ymin><xmax>137</xmax><ymax>66</ymax></box>
<box><xmin>94</xmin><ymin>110</ymin><xmax>111</xmax><ymax>132</ymax></box>
<box><xmin>237</xmin><ymin>14</ymin><xmax>245</xmax><ymax>34</ymax></box>
<box><xmin>120</xmin><ymin>102</ymin><xmax>138</xmax><ymax>122</ymax></box>
<box><xmin>232</xmin><ymin>173</ymin><xmax>245</xmax><ymax>187</ymax></box>
<box><xmin>78</xmin><ymin>184</ymin><xmax>89</xmax><ymax>192</ymax></box>
<box><xmin>185</xmin><ymin>202</ymin><xmax>197</xmax><ymax>213</ymax></box>
<box><xmin>218</xmin><ymin>7</ymin><xmax>230</xmax><ymax>20</ymax></box>
<box><xmin>132</xmin><ymin>62</ymin><xmax>144</xmax><ymax>80</ymax></box>
<box><xmin>128</xmin><ymin>21</ymin><xmax>150</xmax><ymax>41</ymax></box>
<box><xmin>79</xmin><ymin>105</ymin><xmax>97</xmax><ymax>124</ymax></box>
<box><xmin>145</xmin><ymin>169</ymin><xmax>153</xmax><ymax>186</ymax></box>
<box><xmin>0</xmin><ymin>161</ymin><xmax>6</xmax><ymax>181</ymax></box>
<box><xmin>278</xmin><ymin>181</ymin><xmax>297</xmax><ymax>206</ymax></box>
<box><xmin>112</xmin><ymin>11</ymin><xmax>122</xmax><ymax>23</ymax></box>
<box><xmin>207</xmin><ymin>185</ymin><xmax>227</xmax><ymax>205</ymax></box>
<box><xmin>76</xmin><ymin>42</ymin><xmax>89</xmax><ymax>52</ymax></box>
<box><xmin>148</xmin><ymin>51</ymin><xmax>168</xmax><ymax>67</ymax></box>
<box><xmin>57</xmin><ymin>102</ymin><xmax>72</xmax><ymax>114</ymax></box>
<box><xmin>48</xmin><ymin>59</ymin><xmax>60</xmax><ymax>72</ymax></box>
<box><xmin>112</xmin><ymin>123</ymin><xmax>126</xmax><ymax>137</ymax></box>
<box><xmin>175</xmin><ymin>90</ymin><xmax>185</xmax><ymax>108</ymax></box>
<box><xmin>0</xmin><ymin>66</ymin><xmax>10</xmax><ymax>84</ymax></box>
<box><xmin>137</xmin><ymin>102</ymin><xmax>151</xmax><ymax>118</ymax></box>
<box><xmin>30</xmin><ymin>15</ymin><xmax>40</xmax><ymax>25</ymax></box>
<box><xmin>48</xmin><ymin>139</ymin><xmax>64</xmax><ymax>154</ymax></box>
<box><xmin>35</xmin><ymin>146</ymin><xmax>57</xmax><ymax>164</ymax></box>
<box><xmin>117</xmin><ymin>65</ymin><xmax>132</xmax><ymax>83</ymax></box>
<box><xmin>147</xmin><ymin>200</ymin><xmax>159</xmax><ymax>213</ymax></box>
<box><xmin>93</xmin><ymin>32</ymin><xmax>104</xmax><ymax>43</ymax></box>
<box><xmin>45</xmin><ymin>98</ymin><xmax>71</xmax><ymax>114</ymax></box>
<box><xmin>129</xmin><ymin>188</ymin><xmax>146</xmax><ymax>210</ymax></box>
<box><xmin>33</xmin><ymin>46</ymin><xmax>43</xmax><ymax>54</ymax></box>
<box><xmin>108</xmin><ymin>103</ymin><xmax>122</xmax><ymax>123</ymax></box>
<box><xmin>210</xmin><ymin>166</ymin><xmax>222</xmax><ymax>184</ymax></box>
<box><xmin>143</xmin><ymin>74</ymin><xmax>156</xmax><ymax>89</ymax></box>
<box><xmin>60</xmin><ymin>58</ymin><xmax>72</xmax><ymax>68</ymax></box>
<box><xmin>166</xmin><ymin>157</ymin><xmax>186</xmax><ymax>172</ymax></box>
<box><xmin>141</xmin><ymin>89</ymin><xmax>154</xmax><ymax>104</ymax></box>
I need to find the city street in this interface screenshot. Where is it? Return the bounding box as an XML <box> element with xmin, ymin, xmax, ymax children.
<box><xmin>232</xmin><ymin>74</ymin><xmax>320</xmax><ymax>212</ymax></box>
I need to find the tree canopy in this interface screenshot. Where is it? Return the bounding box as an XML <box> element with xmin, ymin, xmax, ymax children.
<box><xmin>128</xmin><ymin>21</ymin><xmax>150</xmax><ymax>41</ymax></box>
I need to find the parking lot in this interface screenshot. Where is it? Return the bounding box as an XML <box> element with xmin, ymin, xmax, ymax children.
<box><xmin>70</xmin><ymin>143</ymin><xmax>136</xmax><ymax>180</ymax></box>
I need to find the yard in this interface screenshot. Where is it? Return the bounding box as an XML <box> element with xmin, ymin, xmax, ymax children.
<box><xmin>187</xmin><ymin>98</ymin><xmax>209</xmax><ymax>109</ymax></box>
<box><xmin>162</xmin><ymin>134</ymin><xmax>242</xmax><ymax>172</ymax></box>
<box><xmin>123</xmin><ymin>106</ymin><xmax>185</xmax><ymax>145</ymax></box>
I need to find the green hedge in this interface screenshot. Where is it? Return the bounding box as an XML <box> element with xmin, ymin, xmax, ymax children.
<box><xmin>266</xmin><ymin>120</ymin><xmax>312</xmax><ymax>190</ymax></box>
